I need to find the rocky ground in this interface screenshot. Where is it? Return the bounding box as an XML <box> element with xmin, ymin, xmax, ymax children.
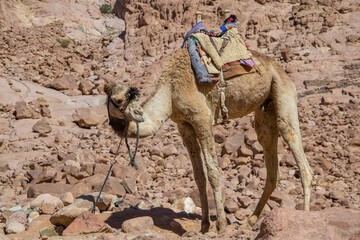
<box><xmin>0</xmin><ymin>0</ymin><xmax>359</xmax><ymax>239</ymax></box>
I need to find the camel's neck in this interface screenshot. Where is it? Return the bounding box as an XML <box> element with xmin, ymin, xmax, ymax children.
<box><xmin>127</xmin><ymin>82</ymin><xmax>172</xmax><ymax>138</ymax></box>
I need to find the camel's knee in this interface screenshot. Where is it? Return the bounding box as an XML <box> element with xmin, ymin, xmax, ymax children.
<box><xmin>278</xmin><ymin>119</ymin><xmax>296</xmax><ymax>144</ymax></box>
<box><xmin>206</xmin><ymin>166</ymin><xmax>221</xmax><ymax>189</ymax></box>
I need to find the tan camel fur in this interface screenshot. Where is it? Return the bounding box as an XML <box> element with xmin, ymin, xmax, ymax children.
<box><xmin>105</xmin><ymin>49</ymin><xmax>314</xmax><ymax>234</ymax></box>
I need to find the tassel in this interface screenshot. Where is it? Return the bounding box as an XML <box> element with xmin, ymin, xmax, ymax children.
<box><xmin>126</xmin><ymin>87</ymin><xmax>140</xmax><ymax>101</ymax></box>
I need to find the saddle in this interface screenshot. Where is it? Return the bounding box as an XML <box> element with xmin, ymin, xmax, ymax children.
<box><xmin>191</xmin><ymin>28</ymin><xmax>256</xmax><ymax>80</ymax></box>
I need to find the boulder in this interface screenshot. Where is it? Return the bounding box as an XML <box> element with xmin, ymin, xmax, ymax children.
<box><xmin>255</xmin><ymin>208</ymin><xmax>360</xmax><ymax>240</ymax></box>
<box><xmin>15</xmin><ymin>101</ymin><xmax>32</xmax><ymax>119</ymax></box>
<box><xmin>30</xmin><ymin>168</ymin><xmax>57</xmax><ymax>184</ymax></box>
<box><xmin>5</xmin><ymin>212</ymin><xmax>27</xmax><ymax>234</ymax></box>
<box><xmin>171</xmin><ymin>197</ymin><xmax>196</xmax><ymax>214</ymax></box>
<box><xmin>50</xmin><ymin>198</ymin><xmax>93</xmax><ymax>227</ymax></box>
<box><xmin>121</xmin><ymin>216</ymin><xmax>154</xmax><ymax>234</ymax></box>
<box><xmin>60</xmin><ymin>192</ymin><xmax>74</xmax><ymax>206</ymax></box>
<box><xmin>51</xmin><ymin>74</ymin><xmax>78</xmax><ymax>90</ymax></box>
<box><xmin>72</xmin><ymin>106</ymin><xmax>107</xmax><ymax>128</ymax></box>
<box><xmin>27</xmin><ymin>183</ymin><xmax>71</xmax><ymax>198</ymax></box>
<box><xmin>69</xmin><ymin>182</ymin><xmax>92</xmax><ymax>198</ymax></box>
<box><xmin>83</xmin><ymin>175</ymin><xmax>126</xmax><ymax>198</ymax></box>
<box><xmin>62</xmin><ymin>212</ymin><xmax>114</xmax><ymax>236</ymax></box>
<box><xmin>39</xmin><ymin>226</ymin><xmax>64</xmax><ymax>237</ymax></box>
<box><xmin>32</xmin><ymin>119</ymin><xmax>52</xmax><ymax>134</ymax></box>
<box><xmin>30</xmin><ymin>194</ymin><xmax>64</xmax><ymax>214</ymax></box>
<box><xmin>222</xmin><ymin>132</ymin><xmax>245</xmax><ymax>155</ymax></box>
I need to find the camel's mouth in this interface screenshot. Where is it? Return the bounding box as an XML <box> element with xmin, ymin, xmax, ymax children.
<box><xmin>108</xmin><ymin>114</ymin><xmax>128</xmax><ymax>132</ymax></box>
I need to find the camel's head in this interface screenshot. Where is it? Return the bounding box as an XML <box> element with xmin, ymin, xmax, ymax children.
<box><xmin>105</xmin><ymin>84</ymin><xmax>144</xmax><ymax>127</ymax></box>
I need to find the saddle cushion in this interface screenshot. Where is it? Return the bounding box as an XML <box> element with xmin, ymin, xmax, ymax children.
<box><xmin>211</xmin><ymin>61</ymin><xmax>256</xmax><ymax>81</ymax></box>
<box><xmin>191</xmin><ymin>28</ymin><xmax>253</xmax><ymax>71</ymax></box>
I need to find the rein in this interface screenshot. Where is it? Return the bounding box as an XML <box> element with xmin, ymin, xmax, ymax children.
<box><xmin>92</xmin><ymin>94</ymin><xmax>140</xmax><ymax>213</ymax></box>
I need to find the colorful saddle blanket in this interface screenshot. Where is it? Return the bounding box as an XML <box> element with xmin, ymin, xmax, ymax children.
<box><xmin>191</xmin><ymin>28</ymin><xmax>255</xmax><ymax>79</ymax></box>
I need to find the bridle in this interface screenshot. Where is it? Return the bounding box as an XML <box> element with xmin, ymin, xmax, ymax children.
<box><xmin>106</xmin><ymin>88</ymin><xmax>141</xmax><ymax>170</ymax></box>
<box><xmin>108</xmin><ymin>96</ymin><xmax>131</xmax><ymax>114</ymax></box>
<box><xmin>107</xmin><ymin>87</ymin><xmax>140</xmax><ymax>121</ymax></box>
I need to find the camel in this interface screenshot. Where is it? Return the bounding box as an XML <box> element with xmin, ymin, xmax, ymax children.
<box><xmin>105</xmin><ymin>48</ymin><xmax>313</xmax><ymax>234</ymax></box>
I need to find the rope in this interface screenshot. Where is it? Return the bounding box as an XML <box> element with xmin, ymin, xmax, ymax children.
<box><xmin>125</xmin><ymin>122</ymin><xmax>139</xmax><ymax>170</ymax></box>
<box><xmin>91</xmin><ymin>138</ymin><xmax>123</xmax><ymax>213</ymax></box>
<box><xmin>91</xmin><ymin>122</ymin><xmax>140</xmax><ymax>213</ymax></box>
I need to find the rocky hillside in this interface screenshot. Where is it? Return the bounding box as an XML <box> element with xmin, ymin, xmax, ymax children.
<box><xmin>0</xmin><ymin>0</ymin><xmax>359</xmax><ymax>239</ymax></box>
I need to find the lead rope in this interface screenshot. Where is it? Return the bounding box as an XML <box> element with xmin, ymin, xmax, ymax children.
<box><xmin>125</xmin><ymin>122</ymin><xmax>139</xmax><ymax>170</ymax></box>
<box><xmin>91</xmin><ymin>122</ymin><xmax>140</xmax><ymax>213</ymax></box>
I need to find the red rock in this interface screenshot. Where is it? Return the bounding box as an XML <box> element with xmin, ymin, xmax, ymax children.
<box><xmin>222</xmin><ymin>132</ymin><xmax>245</xmax><ymax>155</ymax></box>
<box><xmin>238</xmin><ymin>196</ymin><xmax>252</xmax><ymax>208</ymax></box>
<box><xmin>32</xmin><ymin>119</ymin><xmax>52</xmax><ymax>134</ymax></box>
<box><xmin>238</xmin><ymin>145</ymin><xmax>253</xmax><ymax>157</ymax></box>
<box><xmin>83</xmin><ymin>175</ymin><xmax>126</xmax><ymax>198</ymax></box>
<box><xmin>321</xmin><ymin>96</ymin><xmax>334</xmax><ymax>105</ymax></box>
<box><xmin>62</xmin><ymin>212</ymin><xmax>114</xmax><ymax>236</ymax></box>
<box><xmin>280</xmin><ymin>48</ymin><xmax>292</xmax><ymax>61</ymax></box>
<box><xmin>50</xmin><ymin>198</ymin><xmax>93</xmax><ymax>227</ymax></box>
<box><xmin>255</xmin><ymin>208</ymin><xmax>360</xmax><ymax>240</ymax></box>
<box><xmin>51</xmin><ymin>74</ymin><xmax>78</xmax><ymax>90</ymax></box>
<box><xmin>27</xmin><ymin>183</ymin><xmax>71</xmax><ymax>198</ymax></box>
<box><xmin>121</xmin><ymin>216</ymin><xmax>154</xmax><ymax>234</ymax></box>
<box><xmin>69</xmin><ymin>182</ymin><xmax>92</xmax><ymax>198</ymax></box>
<box><xmin>31</xmin><ymin>168</ymin><xmax>57</xmax><ymax>184</ymax></box>
<box><xmin>60</xmin><ymin>192</ymin><xmax>75</xmax><ymax>206</ymax></box>
<box><xmin>72</xmin><ymin>106</ymin><xmax>107</xmax><ymax>128</ymax></box>
<box><xmin>238</xmin><ymin>166</ymin><xmax>252</xmax><ymax>182</ymax></box>
<box><xmin>79</xmin><ymin>79</ymin><xmax>95</xmax><ymax>95</ymax></box>
<box><xmin>315</xmin><ymin>157</ymin><xmax>332</xmax><ymax>171</ymax></box>
<box><xmin>15</xmin><ymin>101</ymin><xmax>32</xmax><ymax>119</ymax></box>
<box><xmin>224</xmin><ymin>198</ymin><xmax>239</xmax><ymax>213</ymax></box>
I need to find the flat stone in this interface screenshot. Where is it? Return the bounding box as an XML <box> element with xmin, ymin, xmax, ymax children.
<box><xmin>60</xmin><ymin>192</ymin><xmax>74</xmax><ymax>206</ymax></box>
<box><xmin>255</xmin><ymin>208</ymin><xmax>360</xmax><ymax>240</ymax></box>
<box><xmin>27</xmin><ymin>183</ymin><xmax>71</xmax><ymax>198</ymax></box>
<box><xmin>121</xmin><ymin>216</ymin><xmax>154</xmax><ymax>234</ymax></box>
<box><xmin>50</xmin><ymin>198</ymin><xmax>93</xmax><ymax>227</ymax></box>
<box><xmin>72</xmin><ymin>106</ymin><xmax>107</xmax><ymax>128</ymax></box>
<box><xmin>223</xmin><ymin>132</ymin><xmax>245</xmax><ymax>155</ymax></box>
<box><xmin>15</xmin><ymin>101</ymin><xmax>32</xmax><ymax>119</ymax></box>
<box><xmin>171</xmin><ymin>197</ymin><xmax>196</xmax><ymax>213</ymax></box>
<box><xmin>32</xmin><ymin>119</ymin><xmax>52</xmax><ymax>134</ymax></box>
<box><xmin>39</xmin><ymin>225</ymin><xmax>64</xmax><ymax>237</ymax></box>
<box><xmin>5</xmin><ymin>222</ymin><xmax>25</xmax><ymax>234</ymax></box>
<box><xmin>62</xmin><ymin>212</ymin><xmax>114</xmax><ymax>236</ymax></box>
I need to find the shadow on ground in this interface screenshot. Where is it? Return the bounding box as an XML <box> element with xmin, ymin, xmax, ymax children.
<box><xmin>104</xmin><ymin>207</ymin><xmax>202</xmax><ymax>236</ymax></box>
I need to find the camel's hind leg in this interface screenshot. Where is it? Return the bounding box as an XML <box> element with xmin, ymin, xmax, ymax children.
<box><xmin>177</xmin><ymin>121</ymin><xmax>210</xmax><ymax>233</ymax></box>
<box><xmin>246</xmin><ymin>101</ymin><xmax>280</xmax><ymax>228</ymax></box>
<box><xmin>273</xmin><ymin>72</ymin><xmax>313</xmax><ymax>211</ymax></box>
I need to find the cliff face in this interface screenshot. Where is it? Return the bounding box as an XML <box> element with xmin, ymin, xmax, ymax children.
<box><xmin>1</xmin><ymin>0</ymin><xmax>359</xmax><ymax>97</ymax></box>
<box><xmin>114</xmin><ymin>0</ymin><xmax>360</xmax><ymax>97</ymax></box>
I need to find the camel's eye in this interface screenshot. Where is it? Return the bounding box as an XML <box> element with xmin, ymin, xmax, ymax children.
<box><xmin>116</xmin><ymin>99</ymin><xmax>123</xmax><ymax>105</ymax></box>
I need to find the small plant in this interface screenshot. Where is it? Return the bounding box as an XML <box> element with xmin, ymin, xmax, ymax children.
<box><xmin>100</xmin><ymin>4</ymin><xmax>112</xmax><ymax>14</ymax></box>
<box><xmin>56</xmin><ymin>38</ymin><xmax>71</xmax><ymax>48</ymax></box>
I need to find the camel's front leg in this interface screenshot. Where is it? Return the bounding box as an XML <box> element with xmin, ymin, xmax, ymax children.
<box><xmin>192</xmin><ymin>119</ymin><xmax>227</xmax><ymax>234</ymax></box>
<box><xmin>177</xmin><ymin>121</ymin><xmax>210</xmax><ymax>233</ymax></box>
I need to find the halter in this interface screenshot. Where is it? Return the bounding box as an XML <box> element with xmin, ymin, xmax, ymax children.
<box><xmin>108</xmin><ymin>96</ymin><xmax>131</xmax><ymax>113</ymax></box>
<box><xmin>107</xmin><ymin>87</ymin><xmax>140</xmax><ymax>114</ymax></box>
<box><xmin>107</xmin><ymin>87</ymin><xmax>140</xmax><ymax>126</ymax></box>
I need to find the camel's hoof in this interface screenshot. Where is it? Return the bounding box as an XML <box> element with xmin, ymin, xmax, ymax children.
<box><xmin>200</xmin><ymin>223</ymin><xmax>210</xmax><ymax>234</ymax></box>
<box><xmin>216</xmin><ymin>222</ymin><xmax>227</xmax><ymax>235</ymax></box>
<box><xmin>238</xmin><ymin>222</ymin><xmax>253</xmax><ymax>231</ymax></box>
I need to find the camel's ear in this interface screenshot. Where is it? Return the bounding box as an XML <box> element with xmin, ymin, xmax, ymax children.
<box><xmin>104</xmin><ymin>84</ymin><xmax>113</xmax><ymax>96</ymax></box>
